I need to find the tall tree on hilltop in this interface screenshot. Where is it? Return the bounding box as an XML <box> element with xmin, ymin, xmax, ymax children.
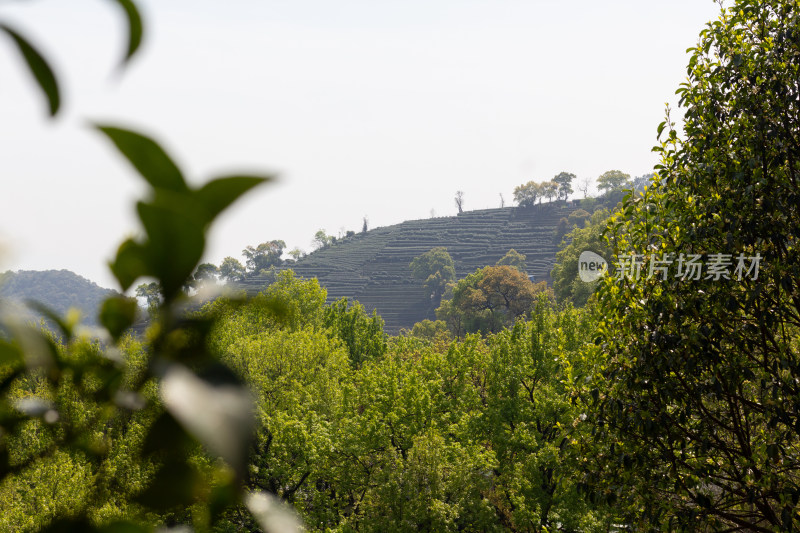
<box><xmin>219</xmin><ymin>256</ymin><xmax>246</xmax><ymax>282</ymax></box>
<box><xmin>242</xmin><ymin>240</ymin><xmax>285</xmax><ymax>275</ymax></box>
<box><xmin>542</xmin><ymin>181</ymin><xmax>558</xmax><ymax>204</ymax></box>
<box><xmin>513</xmin><ymin>181</ymin><xmax>542</xmax><ymax>207</ymax></box>
<box><xmin>553</xmin><ymin>171</ymin><xmax>576</xmax><ymax>202</ymax></box>
<box><xmin>596</xmin><ymin>170</ymin><xmax>631</xmax><ymax>194</ymax></box>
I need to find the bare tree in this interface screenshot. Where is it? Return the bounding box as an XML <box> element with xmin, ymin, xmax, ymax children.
<box><xmin>455</xmin><ymin>190</ymin><xmax>464</xmax><ymax>213</ymax></box>
<box><xmin>499</xmin><ymin>193</ymin><xmax>505</xmax><ymax>208</ymax></box>
<box><xmin>578</xmin><ymin>176</ymin><xmax>593</xmax><ymax>198</ymax></box>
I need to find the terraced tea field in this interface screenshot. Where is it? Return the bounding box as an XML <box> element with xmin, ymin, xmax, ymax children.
<box><xmin>242</xmin><ymin>203</ymin><xmax>579</xmax><ymax>333</ymax></box>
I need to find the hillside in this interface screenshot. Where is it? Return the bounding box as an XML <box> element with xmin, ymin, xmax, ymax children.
<box><xmin>0</xmin><ymin>269</ymin><xmax>119</xmax><ymax>328</ymax></box>
<box><xmin>242</xmin><ymin>203</ymin><xmax>580</xmax><ymax>332</ymax></box>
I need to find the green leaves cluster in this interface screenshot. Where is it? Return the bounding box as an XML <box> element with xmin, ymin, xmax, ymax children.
<box><xmin>550</xmin><ymin>209</ymin><xmax>611</xmax><ymax>306</ymax></box>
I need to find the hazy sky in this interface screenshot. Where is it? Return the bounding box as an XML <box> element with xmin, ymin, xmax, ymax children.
<box><xmin>0</xmin><ymin>0</ymin><xmax>722</xmax><ymax>290</ymax></box>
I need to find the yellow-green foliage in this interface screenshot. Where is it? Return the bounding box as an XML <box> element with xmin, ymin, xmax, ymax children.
<box><xmin>204</xmin><ymin>291</ymin><xmax>611</xmax><ymax>532</ymax></box>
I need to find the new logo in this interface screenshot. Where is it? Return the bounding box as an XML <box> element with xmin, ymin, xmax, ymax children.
<box><xmin>578</xmin><ymin>251</ymin><xmax>608</xmax><ymax>282</ymax></box>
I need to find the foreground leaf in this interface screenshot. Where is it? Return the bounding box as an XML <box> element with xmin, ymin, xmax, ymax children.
<box><xmin>0</xmin><ymin>24</ymin><xmax>60</xmax><ymax>116</ymax></box>
<box><xmin>196</xmin><ymin>174</ymin><xmax>273</xmax><ymax>225</ymax></box>
<box><xmin>108</xmin><ymin>0</ymin><xmax>143</xmax><ymax>64</ymax></box>
<box><xmin>161</xmin><ymin>364</ymin><xmax>254</xmax><ymax>478</ymax></box>
<box><xmin>95</xmin><ymin>126</ymin><xmax>187</xmax><ymax>192</ymax></box>
<box><xmin>246</xmin><ymin>492</ymin><xmax>303</xmax><ymax>533</ymax></box>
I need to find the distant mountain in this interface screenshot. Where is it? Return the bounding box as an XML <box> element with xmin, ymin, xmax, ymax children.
<box><xmin>241</xmin><ymin>202</ymin><xmax>585</xmax><ymax>333</ymax></box>
<box><xmin>0</xmin><ymin>269</ymin><xmax>119</xmax><ymax>328</ymax></box>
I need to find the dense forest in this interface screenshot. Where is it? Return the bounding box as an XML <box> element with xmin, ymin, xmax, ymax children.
<box><xmin>1</xmin><ymin>0</ymin><xmax>799</xmax><ymax>531</ymax></box>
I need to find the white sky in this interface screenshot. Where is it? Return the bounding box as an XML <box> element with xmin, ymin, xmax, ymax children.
<box><xmin>0</xmin><ymin>0</ymin><xmax>722</xmax><ymax>290</ymax></box>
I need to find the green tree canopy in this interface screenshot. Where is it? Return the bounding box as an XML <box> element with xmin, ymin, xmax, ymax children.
<box><xmin>312</xmin><ymin>229</ymin><xmax>333</xmax><ymax>250</ymax></box>
<box><xmin>219</xmin><ymin>256</ymin><xmax>246</xmax><ymax>282</ymax></box>
<box><xmin>542</xmin><ymin>181</ymin><xmax>558</xmax><ymax>203</ymax></box>
<box><xmin>513</xmin><ymin>180</ymin><xmax>543</xmax><ymax>207</ymax></box>
<box><xmin>567</xmin><ymin>208</ymin><xmax>590</xmax><ymax>228</ymax></box>
<box><xmin>595</xmin><ymin>169</ymin><xmax>631</xmax><ymax>194</ymax></box>
<box><xmin>495</xmin><ymin>248</ymin><xmax>527</xmax><ymax>273</ymax></box>
<box><xmin>437</xmin><ymin>265</ymin><xmax>549</xmax><ymax>336</ymax></box>
<box><xmin>409</xmin><ymin>247</ymin><xmax>456</xmax><ymax>300</ymax></box>
<box><xmin>243</xmin><ymin>240</ymin><xmax>286</xmax><ymax>275</ymax></box>
<box><xmin>550</xmin><ymin>209</ymin><xmax>610</xmax><ymax>306</ymax></box>
<box><xmin>553</xmin><ymin>171</ymin><xmax>576</xmax><ymax>201</ymax></box>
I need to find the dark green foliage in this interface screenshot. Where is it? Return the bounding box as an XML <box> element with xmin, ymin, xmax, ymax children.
<box><xmin>0</xmin><ymin>32</ymin><xmax>284</xmax><ymax>526</ymax></box>
<box><xmin>0</xmin><ymin>0</ymin><xmax>144</xmax><ymax>116</ymax></box>
<box><xmin>550</xmin><ymin>209</ymin><xmax>610</xmax><ymax>306</ymax></box>
<box><xmin>242</xmin><ymin>241</ymin><xmax>286</xmax><ymax>276</ymax></box>
<box><xmin>554</xmin><ymin>217</ymin><xmax>570</xmax><ymax>243</ymax></box>
<box><xmin>583</xmin><ymin>1</ymin><xmax>800</xmax><ymax>528</ymax></box>
<box><xmin>109</xmin><ymin>0</ymin><xmax>143</xmax><ymax>64</ymax></box>
<box><xmin>409</xmin><ymin>247</ymin><xmax>456</xmax><ymax>300</ymax></box>
<box><xmin>0</xmin><ymin>2</ymin><xmax>294</xmax><ymax>531</ymax></box>
<box><xmin>552</xmin><ymin>171</ymin><xmax>576</xmax><ymax>201</ymax></box>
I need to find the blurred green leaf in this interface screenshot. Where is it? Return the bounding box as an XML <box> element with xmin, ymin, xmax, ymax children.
<box><xmin>109</xmin><ymin>238</ymin><xmax>149</xmax><ymax>291</ymax></box>
<box><xmin>246</xmin><ymin>491</ymin><xmax>302</xmax><ymax>533</ymax></box>
<box><xmin>209</xmin><ymin>480</ymin><xmax>240</xmax><ymax>523</ymax></box>
<box><xmin>196</xmin><ymin>175</ymin><xmax>273</xmax><ymax>224</ymax></box>
<box><xmin>135</xmin><ymin>460</ymin><xmax>202</xmax><ymax>511</ymax></box>
<box><xmin>40</xmin><ymin>518</ymin><xmax>97</xmax><ymax>533</ymax></box>
<box><xmin>136</xmin><ymin>201</ymin><xmax>205</xmax><ymax>299</ymax></box>
<box><xmin>95</xmin><ymin>126</ymin><xmax>187</xmax><ymax>192</ymax></box>
<box><xmin>27</xmin><ymin>300</ymin><xmax>74</xmax><ymax>341</ymax></box>
<box><xmin>99</xmin><ymin>295</ymin><xmax>139</xmax><ymax>341</ymax></box>
<box><xmin>0</xmin><ymin>341</ymin><xmax>22</xmax><ymax>367</ymax></box>
<box><xmin>142</xmin><ymin>411</ymin><xmax>193</xmax><ymax>458</ymax></box>
<box><xmin>161</xmin><ymin>363</ymin><xmax>254</xmax><ymax>479</ymax></box>
<box><xmin>0</xmin><ymin>447</ymin><xmax>9</xmax><ymax>478</ymax></box>
<box><xmin>0</xmin><ymin>24</ymin><xmax>60</xmax><ymax>116</ymax></box>
<box><xmin>108</xmin><ymin>0</ymin><xmax>143</xmax><ymax>64</ymax></box>
<box><xmin>14</xmin><ymin>398</ymin><xmax>58</xmax><ymax>423</ymax></box>
<box><xmin>99</xmin><ymin>522</ymin><xmax>152</xmax><ymax>533</ymax></box>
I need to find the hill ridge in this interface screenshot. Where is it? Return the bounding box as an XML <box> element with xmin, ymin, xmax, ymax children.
<box><xmin>242</xmin><ymin>203</ymin><xmax>580</xmax><ymax>332</ymax></box>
